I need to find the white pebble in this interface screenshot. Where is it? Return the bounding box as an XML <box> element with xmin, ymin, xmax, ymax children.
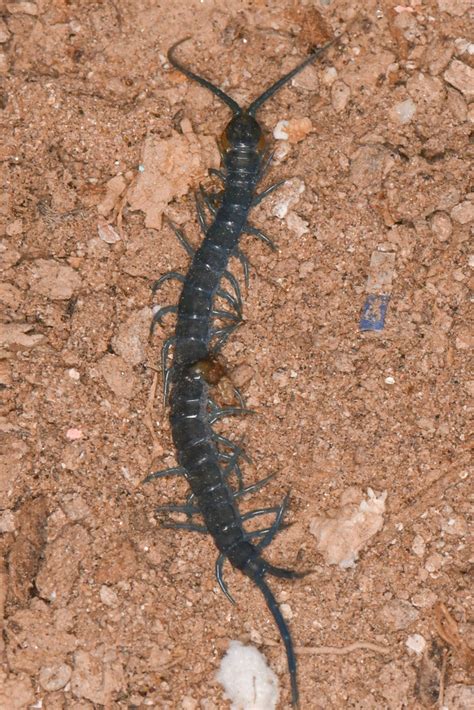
<box><xmin>39</xmin><ymin>663</ymin><xmax>72</xmax><ymax>691</ymax></box>
<box><xmin>390</xmin><ymin>99</ymin><xmax>417</xmax><ymax>124</ymax></box>
<box><xmin>406</xmin><ymin>634</ymin><xmax>426</xmax><ymax>655</ymax></box>
<box><xmin>100</xmin><ymin>585</ymin><xmax>119</xmax><ymax>606</ymax></box>
<box><xmin>273</xmin><ymin>120</ymin><xmax>289</xmax><ymax>141</ymax></box>
<box><xmin>385</xmin><ymin>376</ymin><xmax>395</xmax><ymax>385</ymax></box>
<box><xmin>322</xmin><ymin>66</ymin><xmax>338</xmax><ymax>85</ymax></box>
<box><xmin>331</xmin><ymin>81</ymin><xmax>351</xmax><ymax>112</ymax></box>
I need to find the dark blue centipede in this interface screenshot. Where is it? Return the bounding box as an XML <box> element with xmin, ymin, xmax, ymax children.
<box><xmin>147</xmin><ymin>35</ymin><xmax>336</xmax><ymax>707</ymax></box>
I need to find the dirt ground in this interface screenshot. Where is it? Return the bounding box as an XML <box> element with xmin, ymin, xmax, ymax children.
<box><xmin>1</xmin><ymin>0</ymin><xmax>473</xmax><ymax>708</ymax></box>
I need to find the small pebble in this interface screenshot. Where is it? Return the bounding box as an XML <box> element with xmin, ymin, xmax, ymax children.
<box><xmin>441</xmin><ymin>514</ymin><xmax>468</xmax><ymax>536</ymax></box>
<box><xmin>0</xmin><ymin>510</ymin><xmax>15</xmax><ymax>533</ymax></box>
<box><xmin>98</xmin><ymin>221</ymin><xmax>121</xmax><ymax>244</ymax></box>
<box><xmin>273</xmin><ymin>120</ymin><xmax>289</xmax><ymax>141</ymax></box>
<box><xmin>322</xmin><ymin>66</ymin><xmax>337</xmax><ymax>85</ymax></box>
<box><xmin>385</xmin><ymin>376</ymin><xmax>395</xmax><ymax>385</ymax></box>
<box><xmin>390</xmin><ymin>99</ymin><xmax>416</xmax><ymax>124</ymax></box>
<box><xmin>287</xmin><ymin>211</ymin><xmax>309</xmax><ymax>238</ymax></box>
<box><xmin>331</xmin><ymin>81</ymin><xmax>351</xmax><ymax>112</ymax></box>
<box><xmin>0</xmin><ymin>19</ymin><xmax>10</xmax><ymax>43</ymax></box>
<box><xmin>430</xmin><ymin>211</ymin><xmax>452</xmax><ymax>241</ymax></box>
<box><xmin>451</xmin><ymin>200</ymin><xmax>474</xmax><ymax>224</ymax></box>
<box><xmin>412</xmin><ymin>535</ymin><xmax>426</xmax><ymax>557</ymax></box>
<box><xmin>411</xmin><ymin>590</ymin><xmax>437</xmax><ymax>608</ymax></box>
<box><xmin>6</xmin><ymin>1</ymin><xmax>38</xmax><ymax>15</ymax></box>
<box><xmin>444</xmin><ymin>59</ymin><xmax>474</xmax><ymax>101</ymax></box>
<box><xmin>100</xmin><ymin>585</ymin><xmax>119</xmax><ymax>606</ymax></box>
<box><xmin>66</xmin><ymin>428</ymin><xmax>83</xmax><ymax>441</ymax></box>
<box><xmin>437</xmin><ymin>0</ymin><xmax>470</xmax><ymax>18</ymax></box>
<box><xmin>380</xmin><ymin>599</ymin><xmax>419</xmax><ymax>630</ymax></box>
<box><xmin>406</xmin><ymin>634</ymin><xmax>426</xmax><ymax>655</ymax></box>
<box><xmin>39</xmin><ymin>663</ymin><xmax>72</xmax><ymax>692</ymax></box>
<box><xmin>6</xmin><ymin>219</ymin><xmax>23</xmax><ymax>236</ymax></box>
<box><xmin>425</xmin><ymin>553</ymin><xmax>444</xmax><ymax>573</ymax></box>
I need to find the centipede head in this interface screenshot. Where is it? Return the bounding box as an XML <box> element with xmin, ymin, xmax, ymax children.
<box><xmin>220</xmin><ymin>111</ymin><xmax>266</xmax><ymax>154</ymax></box>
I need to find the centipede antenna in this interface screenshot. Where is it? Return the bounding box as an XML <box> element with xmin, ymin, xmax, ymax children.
<box><xmin>247</xmin><ymin>38</ymin><xmax>336</xmax><ymax>116</ymax></box>
<box><xmin>168</xmin><ymin>38</ymin><xmax>242</xmax><ymax>115</ymax></box>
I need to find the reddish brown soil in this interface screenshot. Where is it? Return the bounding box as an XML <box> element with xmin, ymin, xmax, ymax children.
<box><xmin>1</xmin><ymin>1</ymin><xmax>472</xmax><ymax>708</ymax></box>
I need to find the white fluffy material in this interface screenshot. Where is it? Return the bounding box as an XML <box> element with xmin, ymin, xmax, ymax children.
<box><xmin>216</xmin><ymin>641</ymin><xmax>279</xmax><ymax>710</ymax></box>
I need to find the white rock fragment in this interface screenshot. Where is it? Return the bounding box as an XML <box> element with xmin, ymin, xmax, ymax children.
<box><xmin>29</xmin><ymin>259</ymin><xmax>82</xmax><ymax>300</ymax></box>
<box><xmin>0</xmin><ymin>19</ymin><xmax>10</xmax><ymax>43</ymax></box>
<box><xmin>98</xmin><ymin>221</ymin><xmax>121</xmax><ymax>244</ymax></box>
<box><xmin>451</xmin><ymin>200</ymin><xmax>474</xmax><ymax>224</ymax></box>
<box><xmin>365</xmin><ymin>251</ymin><xmax>396</xmax><ymax>293</ymax></box>
<box><xmin>381</xmin><ymin>599</ymin><xmax>419</xmax><ymax>630</ymax></box>
<box><xmin>273</xmin><ymin>120</ymin><xmax>289</xmax><ymax>141</ymax></box>
<box><xmin>322</xmin><ymin>66</ymin><xmax>337</xmax><ymax>86</ymax></box>
<box><xmin>111</xmin><ymin>306</ymin><xmax>152</xmax><ymax>366</ymax></box>
<box><xmin>454</xmin><ymin>38</ymin><xmax>474</xmax><ymax>56</ymax></box>
<box><xmin>6</xmin><ymin>2</ymin><xmax>39</xmax><ymax>15</ymax></box>
<box><xmin>390</xmin><ymin>99</ymin><xmax>416</xmax><ymax>124</ymax></box>
<box><xmin>0</xmin><ymin>323</ymin><xmax>44</xmax><ymax>349</ymax></box>
<box><xmin>291</xmin><ymin>64</ymin><xmax>319</xmax><ymax>91</ymax></box>
<box><xmin>216</xmin><ymin>641</ymin><xmax>279</xmax><ymax>710</ymax></box>
<box><xmin>286</xmin><ymin>211</ymin><xmax>309</xmax><ymax>238</ymax></box>
<box><xmin>100</xmin><ymin>585</ymin><xmax>119</xmax><ymax>607</ymax></box>
<box><xmin>0</xmin><ymin>510</ymin><xmax>15</xmax><ymax>532</ymax></box>
<box><xmin>331</xmin><ymin>80</ymin><xmax>351</xmax><ymax>112</ymax></box>
<box><xmin>444</xmin><ymin>684</ymin><xmax>474</xmax><ymax>708</ymax></box>
<box><xmin>444</xmin><ymin>60</ymin><xmax>474</xmax><ymax>101</ymax></box>
<box><xmin>411</xmin><ymin>534</ymin><xmax>426</xmax><ymax>557</ymax></box>
<box><xmin>406</xmin><ymin>634</ymin><xmax>426</xmax><ymax>655</ymax></box>
<box><xmin>430</xmin><ymin>211</ymin><xmax>452</xmax><ymax>241</ymax></box>
<box><xmin>437</xmin><ymin>0</ymin><xmax>470</xmax><ymax>17</ymax></box>
<box><xmin>310</xmin><ymin>488</ymin><xmax>387</xmax><ymax>568</ymax></box>
<box><xmin>39</xmin><ymin>663</ymin><xmax>72</xmax><ymax>691</ymax></box>
<box><xmin>271</xmin><ymin>179</ymin><xmax>305</xmax><ymax>219</ymax></box>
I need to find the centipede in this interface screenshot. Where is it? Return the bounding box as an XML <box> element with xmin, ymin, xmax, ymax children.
<box><xmin>147</xmin><ymin>34</ymin><xmax>338</xmax><ymax>707</ymax></box>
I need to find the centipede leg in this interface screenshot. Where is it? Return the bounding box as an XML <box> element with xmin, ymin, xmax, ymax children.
<box><xmin>211</xmin><ymin>308</ymin><xmax>241</xmax><ymax>323</ymax></box>
<box><xmin>163</xmin><ymin>216</ymin><xmax>195</xmax><ymax>256</ymax></box>
<box><xmin>209</xmin><ymin>167</ymin><xmax>225</xmax><ymax>182</ymax></box>
<box><xmin>195</xmin><ymin>191</ymin><xmax>210</xmax><ymax>234</ymax></box>
<box><xmin>199</xmin><ymin>184</ymin><xmax>223</xmax><ymax>215</ymax></box>
<box><xmin>252</xmin><ymin>179</ymin><xmax>287</xmax><ymax>206</ymax></box>
<box><xmin>244</xmin><ymin>224</ymin><xmax>277</xmax><ymax>252</ymax></box>
<box><xmin>210</xmin><ymin>323</ymin><xmax>241</xmax><ymax>353</ymax></box>
<box><xmin>216</xmin><ymin>287</ymin><xmax>242</xmax><ymax>318</ymax></box>
<box><xmin>233</xmin><ymin>473</ymin><xmax>275</xmax><ymax>498</ymax></box>
<box><xmin>212</xmin><ymin>433</ymin><xmax>251</xmax><ymax>463</ymax></box>
<box><xmin>152</xmin><ymin>271</ymin><xmax>185</xmax><ymax>293</ymax></box>
<box><xmin>208</xmin><ymin>406</ymin><xmax>253</xmax><ymax>425</ymax></box>
<box><xmin>163</xmin><ymin>521</ymin><xmax>208</xmax><ymax>533</ymax></box>
<box><xmin>222</xmin><ymin>270</ymin><xmax>243</xmax><ymax>313</ymax></box>
<box><xmin>216</xmin><ymin>553</ymin><xmax>237</xmax><ymax>605</ymax></box>
<box><xmin>234</xmin><ymin>248</ymin><xmax>250</xmax><ymax>289</ymax></box>
<box><xmin>143</xmin><ymin>466</ymin><xmax>185</xmax><ymax>483</ymax></box>
<box><xmin>161</xmin><ymin>336</ymin><xmax>176</xmax><ymax>402</ymax></box>
<box><xmin>255</xmin><ymin>494</ymin><xmax>289</xmax><ymax>549</ymax></box>
<box><xmin>151</xmin><ymin>305</ymin><xmax>178</xmax><ymax>331</ymax></box>
<box><xmin>155</xmin><ymin>503</ymin><xmax>200</xmax><ymax>515</ymax></box>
